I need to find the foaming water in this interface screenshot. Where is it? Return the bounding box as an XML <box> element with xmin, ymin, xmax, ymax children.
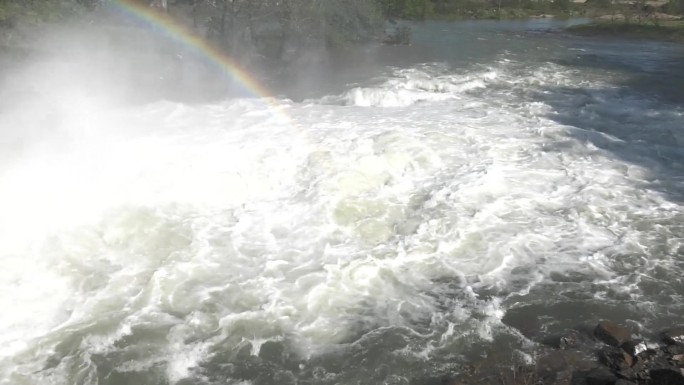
<box><xmin>2</xmin><ymin>20</ymin><xmax>684</xmax><ymax>385</ymax></box>
<box><xmin>317</xmin><ymin>65</ymin><xmax>497</xmax><ymax>107</ymax></box>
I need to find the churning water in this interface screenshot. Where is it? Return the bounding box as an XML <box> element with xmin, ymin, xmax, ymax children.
<box><xmin>1</xmin><ymin>19</ymin><xmax>684</xmax><ymax>385</ymax></box>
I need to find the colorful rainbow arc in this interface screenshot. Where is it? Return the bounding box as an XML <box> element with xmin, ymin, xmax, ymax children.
<box><xmin>111</xmin><ymin>0</ymin><xmax>293</xmax><ymax>124</ymax></box>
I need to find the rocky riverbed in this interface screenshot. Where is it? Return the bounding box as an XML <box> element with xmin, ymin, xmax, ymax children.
<box><xmin>443</xmin><ymin>320</ymin><xmax>684</xmax><ymax>385</ymax></box>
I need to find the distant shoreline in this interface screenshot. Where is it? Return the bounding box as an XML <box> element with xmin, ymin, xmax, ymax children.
<box><xmin>567</xmin><ymin>20</ymin><xmax>684</xmax><ymax>43</ymax></box>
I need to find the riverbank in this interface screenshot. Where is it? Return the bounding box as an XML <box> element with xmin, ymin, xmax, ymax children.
<box><xmin>567</xmin><ymin>20</ymin><xmax>684</xmax><ymax>42</ymax></box>
<box><xmin>424</xmin><ymin>8</ymin><xmax>582</xmax><ymax>21</ymax></box>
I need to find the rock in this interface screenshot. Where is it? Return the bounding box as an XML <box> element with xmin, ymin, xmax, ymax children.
<box><xmin>621</xmin><ymin>340</ymin><xmax>648</xmax><ymax>358</ymax></box>
<box><xmin>645</xmin><ymin>351</ymin><xmax>678</xmax><ymax>375</ymax></box>
<box><xmin>614</xmin><ymin>380</ymin><xmax>636</xmax><ymax>385</ymax></box>
<box><xmin>585</xmin><ymin>367</ymin><xmax>618</xmax><ymax>385</ymax></box>
<box><xmin>542</xmin><ymin>332</ymin><xmax>580</xmax><ymax>350</ymax></box>
<box><xmin>595</xmin><ymin>321</ymin><xmax>632</xmax><ymax>347</ymax></box>
<box><xmin>624</xmin><ymin>355</ymin><xmax>652</xmax><ymax>381</ymax></box>
<box><xmin>673</xmin><ymin>354</ymin><xmax>684</xmax><ymax>367</ymax></box>
<box><xmin>616</xmin><ymin>367</ymin><xmax>640</xmax><ymax>382</ymax></box>
<box><xmin>665</xmin><ymin>344</ymin><xmax>684</xmax><ymax>356</ymax></box>
<box><xmin>597</xmin><ymin>346</ymin><xmax>633</xmax><ymax>371</ymax></box>
<box><xmin>649</xmin><ymin>367</ymin><xmax>684</xmax><ymax>385</ymax></box>
<box><xmin>663</xmin><ymin>327</ymin><xmax>684</xmax><ymax>346</ymax></box>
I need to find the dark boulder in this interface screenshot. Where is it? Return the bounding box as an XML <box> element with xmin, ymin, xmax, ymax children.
<box><xmin>673</xmin><ymin>354</ymin><xmax>684</xmax><ymax>367</ymax></box>
<box><xmin>585</xmin><ymin>367</ymin><xmax>618</xmax><ymax>385</ymax></box>
<box><xmin>597</xmin><ymin>346</ymin><xmax>633</xmax><ymax>371</ymax></box>
<box><xmin>663</xmin><ymin>327</ymin><xmax>684</xmax><ymax>346</ymax></box>
<box><xmin>649</xmin><ymin>367</ymin><xmax>684</xmax><ymax>385</ymax></box>
<box><xmin>595</xmin><ymin>321</ymin><xmax>632</xmax><ymax>347</ymax></box>
<box><xmin>621</xmin><ymin>355</ymin><xmax>653</xmax><ymax>382</ymax></box>
<box><xmin>665</xmin><ymin>344</ymin><xmax>684</xmax><ymax>356</ymax></box>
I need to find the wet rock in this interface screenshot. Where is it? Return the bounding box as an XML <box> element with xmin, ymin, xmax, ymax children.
<box><xmin>644</xmin><ymin>352</ymin><xmax>677</xmax><ymax>376</ymax></box>
<box><xmin>621</xmin><ymin>340</ymin><xmax>648</xmax><ymax>358</ymax></box>
<box><xmin>663</xmin><ymin>327</ymin><xmax>684</xmax><ymax>346</ymax></box>
<box><xmin>616</xmin><ymin>366</ymin><xmax>640</xmax><ymax>382</ymax></box>
<box><xmin>597</xmin><ymin>346</ymin><xmax>633</xmax><ymax>371</ymax></box>
<box><xmin>542</xmin><ymin>332</ymin><xmax>580</xmax><ymax>350</ymax></box>
<box><xmin>673</xmin><ymin>354</ymin><xmax>684</xmax><ymax>367</ymax></box>
<box><xmin>585</xmin><ymin>367</ymin><xmax>618</xmax><ymax>385</ymax></box>
<box><xmin>595</xmin><ymin>321</ymin><xmax>632</xmax><ymax>347</ymax></box>
<box><xmin>622</xmin><ymin>355</ymin><xmax>651</xmax><ymax>382</ymax></box>
<box><xmin>649</xmin><ymin>367</ymin><xmax>684</xmax><ymax>385</ymax></box>
<box><xmin>665</xmin><ymin>344</ymin><xmax>684</xmax><ymax>356</ymax></box>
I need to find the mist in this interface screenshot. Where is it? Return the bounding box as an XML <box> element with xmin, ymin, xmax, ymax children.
<box><xmin>2</xmin><ymin>2</ymin><xmax>684</xmax><ymax>385</ymax></box>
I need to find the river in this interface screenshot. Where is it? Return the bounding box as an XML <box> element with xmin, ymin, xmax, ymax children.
<box><xmin>1</xmin><ymin>19</ymin><xmax>683</xmax><ymax>385</ymax></box>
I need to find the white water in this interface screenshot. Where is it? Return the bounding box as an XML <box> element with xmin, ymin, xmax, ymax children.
<box><xmin>1</xmin><ymin>22</ymin><xmax>684</xmax><ymax>385</ymax></box>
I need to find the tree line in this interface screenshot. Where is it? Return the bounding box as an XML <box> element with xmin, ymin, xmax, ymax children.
<box><xmin>0</xmin><ymin>0</ymin><xmax>388</xmax><ymax>62</ymax></box>
<box><xmin>2</xmin><ymin>0</ymin><xmax>682</xmax><ymax>52</ymax></box>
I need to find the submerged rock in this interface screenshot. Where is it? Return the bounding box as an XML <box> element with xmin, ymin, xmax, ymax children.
<box><xmin>539</xmin><ymin>350</ymin><xmax>595</xmax><ymax>370</ymax></box>
<box><xmin>663</xmin><ymin>327</ymin><xmax>684</xmax><ymax>347</ymax></box>
<box><xmin>542</xmin><ymin>331</ymin><xmax>580</xmax><ymax>350</ymax></box>
<box><xmin>595</xmin><ymin>321</ymin><xmax>632</xmax><ymax>347</ymax></box>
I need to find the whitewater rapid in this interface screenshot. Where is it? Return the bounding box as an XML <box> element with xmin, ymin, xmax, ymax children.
<box><xmin>1</xmin><ymin>22</ymin><xmax>684</xmax><ymax>385</ymax></box>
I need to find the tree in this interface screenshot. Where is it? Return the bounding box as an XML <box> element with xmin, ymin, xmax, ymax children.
<box><xmin>377</xmin><ymin>0</ymin><xmax>431</xmax><ymax>19</ymax></box>
<box><xmin>668</xmin><ymin>0</ymin><xmax>684</xmax><ymax>14</ymax></box>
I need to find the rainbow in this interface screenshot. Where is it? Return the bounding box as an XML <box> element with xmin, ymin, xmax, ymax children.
<box><xmin>110</xmin><ymin>0</ymin><xmax>292</xmax><ymax>122</ymax></box>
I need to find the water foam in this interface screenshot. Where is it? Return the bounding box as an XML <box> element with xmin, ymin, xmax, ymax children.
<box><xmin>1</xmin><ymin>55</ymin><xmax>683</xmax><ymax>384</ymax></box>
<box><xmin>317</xmin><ymin>66</ymin><xmax>497</xmax><ymax>107</ymax></box>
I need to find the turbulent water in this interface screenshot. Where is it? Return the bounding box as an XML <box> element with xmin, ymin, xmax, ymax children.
<box><xmin>1</xmin><ymin>19</ymin><xmax>684</xmax><ymax>385</ymax></box>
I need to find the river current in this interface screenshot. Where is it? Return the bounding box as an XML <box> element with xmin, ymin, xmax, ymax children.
<box><xmin>1</xmin><ymin>19</ymin><xmax>683</xmax><ymax>385</ymax></box>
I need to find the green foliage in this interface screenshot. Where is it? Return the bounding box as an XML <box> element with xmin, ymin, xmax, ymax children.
<box><xmin>568</xmin><ymin>20</ymin><xmax>684</xmax><ymax>42</ymax></box>
<box><xmin>665</xmin><ymin>0</ymin><xmax>684</xmax><ymax>14</ymax></box>
<box><xmin>323</xmin><ymin>0</ymin><xmax>385</xmax><ymax>43</ymax></box>
<box><xmin>382</xmin><ymin>24</ymin><xmax>411</xmax><ymax>43</ymax></box>
<box><xmin>381</xmin><ymin>0</ymin><xmax>580</xmax><ymax>20</ymax></box>
<box><xmin>0</xmin><ymin>0</ymin><xmax>92</xmax><ymax>25</ymax></box>
<box><xmin>585</xmin><ymin>0</ymin><xmax>612</xmax><ymax>9</ymax></box>
<box><xmin>551</xmin><ymin>0</ymin><xmax>571</xmax><ymax>12</ymax></box>
<box><xmin>378</xmin><ymin>0</ymin><xmax>432</xmax><ymax>19</ymax></box>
